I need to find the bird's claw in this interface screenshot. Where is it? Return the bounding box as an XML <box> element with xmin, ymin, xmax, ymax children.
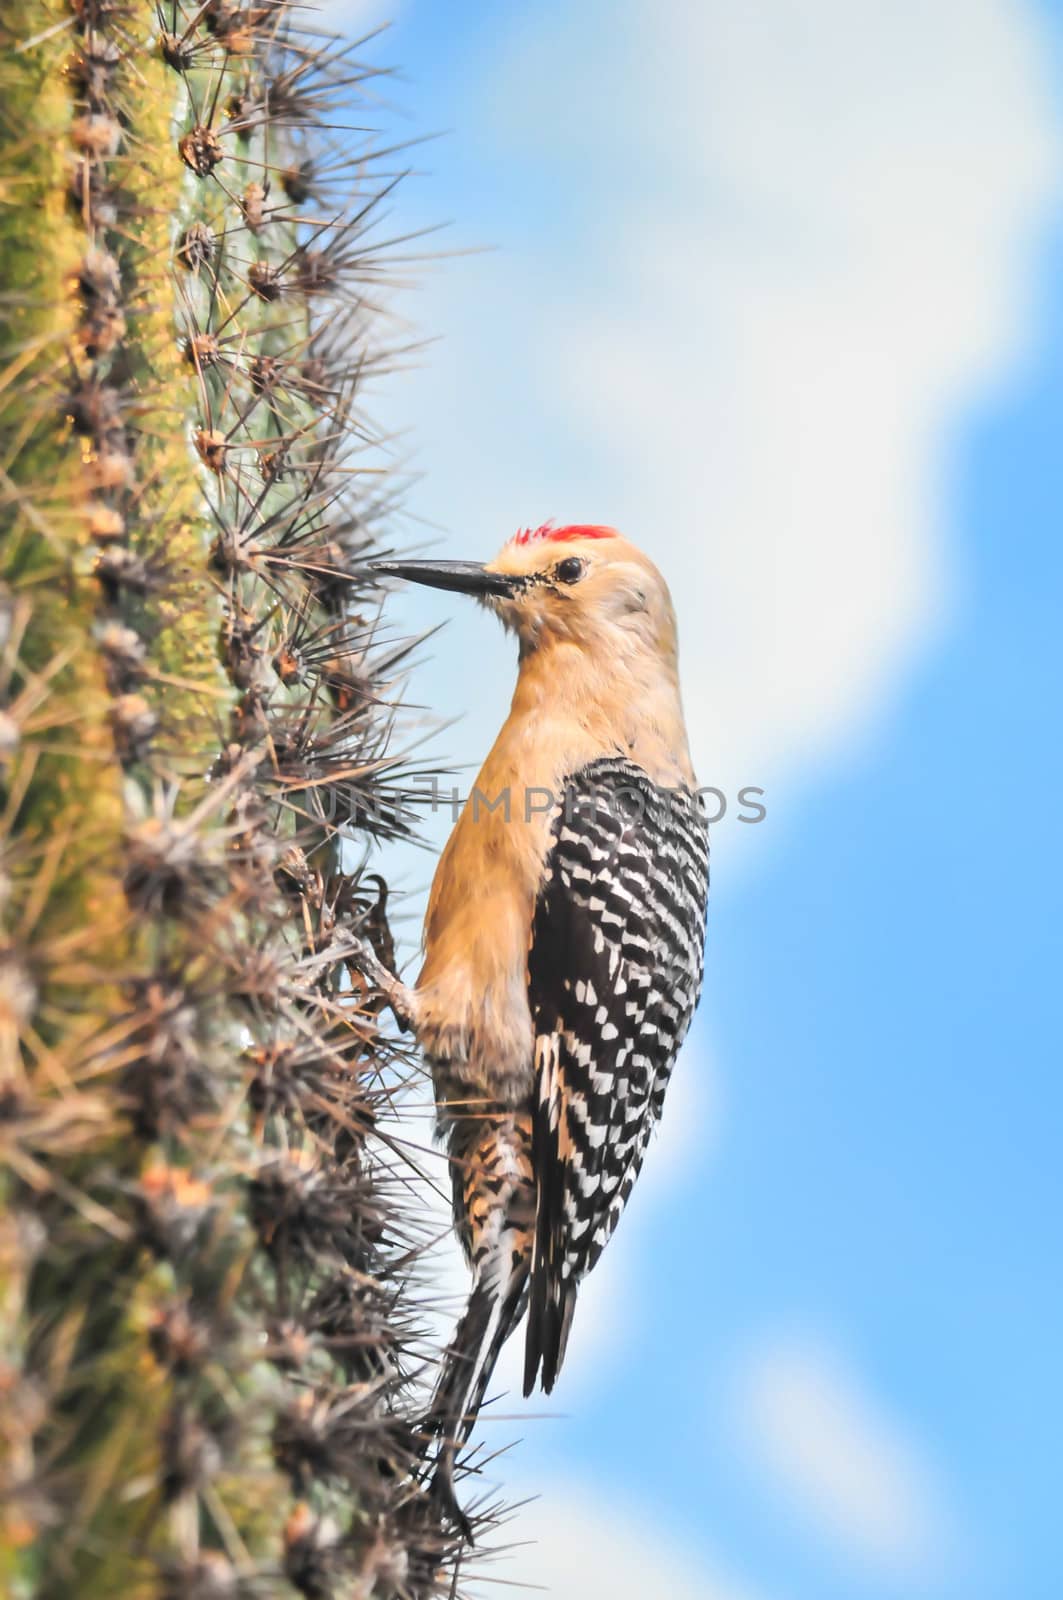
<box><xmin>430</xmin><ymin>1446</ymin><xmax>474</xmax><ymax>1545</ymax></box>
<box><xmin>346</xmin><ymin>935</ymin><xmax>415</xmax><ymax>1033</ymax></box>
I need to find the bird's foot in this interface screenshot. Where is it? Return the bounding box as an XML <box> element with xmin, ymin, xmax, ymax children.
<box><xmin>430</xmin><ymin>1444</ymin><xmax>475</xmax><ymax>1546</ymax></box>
<box><xmin>346</xmin><ymin>935</ymin><xmax>417</xmax><ymax>1033</ymax></box>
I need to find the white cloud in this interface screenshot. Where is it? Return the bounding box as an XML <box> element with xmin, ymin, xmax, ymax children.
<box><xmin>736</xmin><ymin>1335</ymin><xmax>955</xmax><ymax>1576</ymax></box>
<box><xmin>463</xmin><ymin>1481</ymin><xmax>766</xmax><ymax>1600</ymax></box>
<box><xmin>380</xmin><ymin>0</ymin><xmax>1059</xmax><ymax>837</ymax></box>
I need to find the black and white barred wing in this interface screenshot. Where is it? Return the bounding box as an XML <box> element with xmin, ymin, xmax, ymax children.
<box><xmin>523</xmin><ymin>757</ymin><xmax>709</xmax><ymax>1395</ymax></box>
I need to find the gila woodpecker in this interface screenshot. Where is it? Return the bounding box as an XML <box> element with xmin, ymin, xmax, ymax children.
<box><xmin>362</xmin><ymin>523</ymin><xmax>709</xmax><ymax>1533</ymax></box>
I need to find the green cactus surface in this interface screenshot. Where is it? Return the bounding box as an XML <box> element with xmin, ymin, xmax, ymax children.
<box><xmin>0</xmin><ymin>4</ymin><xmax>494</xmax><ymax>1595</ymax></box>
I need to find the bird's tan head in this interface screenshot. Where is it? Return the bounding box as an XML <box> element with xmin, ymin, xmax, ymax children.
<box><xmin>372</xmin><ymin>523</ymin><xmax>679</xmax><ymax>665</ymax></box>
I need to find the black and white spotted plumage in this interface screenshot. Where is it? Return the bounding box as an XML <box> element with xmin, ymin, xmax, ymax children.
<box><xmin>523</xmin><ymin>756</ymin><xmax>709</xmax><ymax>1394</ymax></box>
<box><xmin>422</xmin><ymin>756</ymin><xmax>708</xmax><ymax>1530</ymax></box>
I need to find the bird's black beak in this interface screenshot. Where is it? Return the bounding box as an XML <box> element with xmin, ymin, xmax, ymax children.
<box><xmin>369</xmin><ymin>558</ymin><xmax>524</xmax><ymax>599</ymax></box>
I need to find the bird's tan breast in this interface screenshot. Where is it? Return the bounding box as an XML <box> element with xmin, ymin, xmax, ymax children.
<box><xmin>414</xmin><ymin>685</ymin><xmax>694</xmax><ymax>1089</ymax></box>
<box><xmin>415</xmin><ymin>717</ymin><xmax>583</xmax><ymax>1089</ymax></box>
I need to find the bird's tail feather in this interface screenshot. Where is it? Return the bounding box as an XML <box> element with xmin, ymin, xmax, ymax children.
<box><xmin>523</xmin><ymin>1262</ymin><xmax>577</xmax><ymax>1396</ymax></box>
<box><xmin>423</xmin><ymin>1280</ymin><xmax>494</xmax><ymax>1446</ymax></box>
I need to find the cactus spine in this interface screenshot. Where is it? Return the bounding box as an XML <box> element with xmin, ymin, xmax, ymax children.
<box><xmin>0</xmin><ymin>3</ymin><xmax>495</xmax><ymax>1594</ymax></box>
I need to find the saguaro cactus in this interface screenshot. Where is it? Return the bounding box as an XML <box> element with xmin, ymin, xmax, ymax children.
<box><xmin>0</xmin><ymin>4</ymin><xmax>488</xmax><ymax>1594</ymax></box>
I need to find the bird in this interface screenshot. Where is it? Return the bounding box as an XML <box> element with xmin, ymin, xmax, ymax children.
<box><xmin>357</xmin><ymin>522</ymin><xmax>709</xmax><ymax>1534</ymax></box>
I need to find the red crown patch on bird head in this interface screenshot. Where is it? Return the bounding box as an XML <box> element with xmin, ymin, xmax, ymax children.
<box><xmin>511</xmin><ymin>522</ymin><xmax>618</xmax><ymax>547</ymax></box>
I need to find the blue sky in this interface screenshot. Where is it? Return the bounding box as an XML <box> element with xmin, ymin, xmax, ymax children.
<box><xmin>325</xmin><ymin>2</ymin><xmax>1063</xmax><ymax>1594</ymax></box>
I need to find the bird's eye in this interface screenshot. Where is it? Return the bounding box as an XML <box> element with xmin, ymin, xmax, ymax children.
<box><xmin>554</xmin><ymin>556</ymin><xmax>585</xmax><ymax>585</ymax></box>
